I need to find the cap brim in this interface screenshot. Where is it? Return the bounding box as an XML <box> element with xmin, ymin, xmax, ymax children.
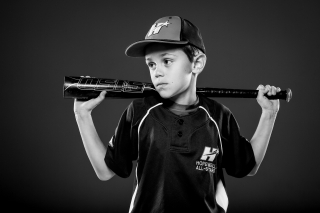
<box><xmin>125</xmin><ymin>39</ymin><xmax>189</xmax><ymax>57</ymax></box>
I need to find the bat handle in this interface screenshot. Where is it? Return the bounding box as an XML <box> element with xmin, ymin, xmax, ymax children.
<box><xmin>264</xmin><ymin>88</ymin><xmax>292</xmax><ymax>102</ymax></box>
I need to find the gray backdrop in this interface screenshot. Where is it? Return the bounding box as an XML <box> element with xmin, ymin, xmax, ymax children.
<box><xmin>2</xmin><ymin>0</ymin><xmax>320</xmax><ymax>212</ymax></box>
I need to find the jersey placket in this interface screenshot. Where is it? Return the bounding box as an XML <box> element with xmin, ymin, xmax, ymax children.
<box><xmin>169</xmin><ymin>117</ymin><xmax>190</xmax><ymax>153</ymax></box>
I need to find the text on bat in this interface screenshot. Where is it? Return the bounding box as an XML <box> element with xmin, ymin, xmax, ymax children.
<box><xmin>76</xmin><ymin>78</ymin><xmax>149</xmax><ymax>93</ymax></box>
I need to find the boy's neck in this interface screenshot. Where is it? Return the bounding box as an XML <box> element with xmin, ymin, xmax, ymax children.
<box><xmin>164</xmin><ymin>95</ymin><xmax>199</xmax><ymax>116</ymax></box>
<box><xmin>169</xmin><ymin>92</ymin><xmax>198</xmax><ymax>105</ymax></box>
<box><xmin>166</xmin><ymin>95</ymin><xmax>199</xmax><ymax>108</ymax></box>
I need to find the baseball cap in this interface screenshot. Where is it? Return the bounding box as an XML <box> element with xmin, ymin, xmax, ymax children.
<box><xmin>125</xmin><ymin>16</ymin><xmax>205</xmax><ymax>57</ymax></box>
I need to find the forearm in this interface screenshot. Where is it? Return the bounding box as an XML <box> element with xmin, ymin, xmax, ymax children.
<box><xmin>75</xmin><ymin>112</ymin><xmax>115</xmax><ymax>180</ymax></box>
<box><xmin>248</xmin><ymin>110</ymin><xmax>277</xmax><ymax>175</ymax></box>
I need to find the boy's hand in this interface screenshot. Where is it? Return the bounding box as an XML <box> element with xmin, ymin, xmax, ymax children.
<box><xmin>256</xmin><ymin>85</ymin><xmax>280</xmax><ymax>115</ymax></box>
<box><xmin>74</xmin><ymin>90</ymin><xmax>107</xmax><ymax>117</ymax></box>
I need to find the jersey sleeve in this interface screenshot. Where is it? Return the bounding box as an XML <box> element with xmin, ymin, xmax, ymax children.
<box><xmin>222</xmin><ymin>112</ymin><xmax>256</xmax><ymax>178</ymax></box>
<box><xmin>104</xmin><ymin>102</ymin><xmax>138</xmax><ymax>178</ymax></box>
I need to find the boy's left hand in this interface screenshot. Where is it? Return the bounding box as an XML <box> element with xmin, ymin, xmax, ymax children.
<box><xmin>256</xmin><ymin>85</ymin><xmax>280</xmax><ymax>114</ymax></box>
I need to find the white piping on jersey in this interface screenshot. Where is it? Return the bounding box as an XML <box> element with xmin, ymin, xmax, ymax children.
<box><xmin>216</xmin><ymin>179</ymin><xmax>228</xmax><ymax>212</ymax></box>
<box><xmin>199</xmin><ymin>106</ymin><xmax>223</xmax><ymax>155</ymax></box>
<box><xmin>129</xmin><ymin>166</ymin><xmax>138</xmax><ymax>213</ymax></box>
<box><xmin>137</xmin><ymin>103</ymin><xmax>163</xmax><ymax>136</ymax></box>
<box><xmin>129</xmin><ymin>102</ymin><xmax>163</xmax><ymax>213</ymax></box>
<box><xmin>199</xmin><ymin>106</ymin><xmax>228</xmax><ymax>212</ymax></box>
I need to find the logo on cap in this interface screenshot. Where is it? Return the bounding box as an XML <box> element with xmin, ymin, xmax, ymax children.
<box><xmin>146</xmin><ymin>20</ymin><xmax>171</xmax><ymax>37</ymax></box>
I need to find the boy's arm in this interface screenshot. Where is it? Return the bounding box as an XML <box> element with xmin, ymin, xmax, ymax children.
<box><xmin>74</xmin><ymin>91</ymin><xmax>115</xmax><ymax>181</ymax></box>
<box><xmin>248</xmin><ymin>85</ymin><xmax>280</xmax><ymax>176</ymax></box>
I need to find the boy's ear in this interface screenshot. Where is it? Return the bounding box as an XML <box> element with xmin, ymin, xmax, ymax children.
<box><xmin>192</xmin><ymin>53</ymin><xmax>207</xmax><ymax>74</ymax></box>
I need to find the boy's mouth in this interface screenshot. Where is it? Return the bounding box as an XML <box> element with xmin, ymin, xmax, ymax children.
<box><xmin>156</xmin><ymin>83</ymin><xmax>168</xmax><ymax>88</ymax></box>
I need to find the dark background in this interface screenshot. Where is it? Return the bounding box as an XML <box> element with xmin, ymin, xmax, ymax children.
<box><xmin>2</xmin><ymin>0</ymin><xmax>320</xmax><ymax>212</ymax></box>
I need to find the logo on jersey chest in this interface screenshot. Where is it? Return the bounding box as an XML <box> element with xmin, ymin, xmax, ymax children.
<box><xmin>196</xmin><ymin>146</ymin><xmax>219</xmax><ymax>173</ymax></box>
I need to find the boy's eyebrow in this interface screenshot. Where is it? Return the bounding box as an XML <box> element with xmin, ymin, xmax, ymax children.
<box><xmin>145</xmin><ymin>53</ymin><xmax>177</xmax><ymax>61</ymax></box>
<box><xmin>160</xmin><ymin>53</ymin><xmax>177</xmax><ymax>57</ymax></box>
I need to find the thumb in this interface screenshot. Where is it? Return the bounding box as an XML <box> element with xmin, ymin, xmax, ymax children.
<box><xmin>98</xmin><ymin>90</ymin><xmax>107</xmax><ymax>100</ymax></box>
<box><xmin>95</xmin><ymin>90</ymin><xmax>107</xmax><ymax>103</ymax></box>
<box><xmin>88</xmin><ymin>90</ymin><xmax>107</xmax><ymax>109</ymax></box>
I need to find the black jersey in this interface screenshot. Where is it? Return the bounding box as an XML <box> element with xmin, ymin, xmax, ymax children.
<box><xmin>105</xmin><ymin>93</ymin><xmax>256</xmax><ymax>213</ymax></box>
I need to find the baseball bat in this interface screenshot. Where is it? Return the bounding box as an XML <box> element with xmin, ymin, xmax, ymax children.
<box><xmin>63</xmin><ymin>76</ymin><xmax>292</xmax><ymax>102</ymax></box>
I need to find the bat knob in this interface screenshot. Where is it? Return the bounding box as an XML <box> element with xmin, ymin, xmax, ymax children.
<box><xmin>286</xmin><ymin>88</ymin><xmax>292</xmax><ymax>102</ymax></box>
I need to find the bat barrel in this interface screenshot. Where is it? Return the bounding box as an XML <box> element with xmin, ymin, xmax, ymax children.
<box><xmin>63</xmin><ymin>76</ymin><xmax>156</xmax><ymax>100</ymax></box>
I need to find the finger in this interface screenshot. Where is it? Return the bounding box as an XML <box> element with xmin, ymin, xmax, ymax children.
<box><xmin>256</xmin><ymin>85</ymin><xmax>266</xmax><ymax>100</ymax></box>
<box><xmin>265</xmin><ymin>85</ymin><xmax>272</xmax><ymax>95</ymax></box>
<box><xmin>257</xmin><ymin>84</ymin><xmax>264</xmax><ymax>90</ymax></box>
<box><xmin>271</xmin><ymin>86</ymin><xmax>277</xmax><ymax>95</ymax></box>
<box><xmin>277</xmin><ymin>87</ymin><xmax>281</xmax><ymax>92</ymax></box>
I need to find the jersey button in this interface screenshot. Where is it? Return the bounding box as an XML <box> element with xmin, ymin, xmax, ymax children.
<box><xmin>177</xmin><ymin>119</ymin><xmax>184</xmax><ymax>125</ymax></box>
<box><xmin>177</xmin><ymin>131</ymin><xmax>183</xmax><ymax>137</ymax></box>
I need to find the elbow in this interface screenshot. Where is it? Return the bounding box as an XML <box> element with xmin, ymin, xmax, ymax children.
<box><xmin>97</xmin><ymin>172</ymin><xmax>115</xmax><ymax>181</ymax></box>
<box><xmin>98</xmin><ymin>175</ymin><xmax>108</xmax><ymax>181</ymax></box>
<box><xmin>98</xmin><ymin>176</ymin><xmax>111</xmax><ymax>181</ymax></box>
<box><xmin>247</xmin><ymin>164</ymin><xmax>259</xmax><ymax>176</ymax></box>
<box><xmin>247</xmin><ymin>170</ymin><xmax>257</xmax><ymax>176</ymax></box>
<box><xmin>95</xmin><ymin>168</ymin><xmax>115</xmax><ymax>181</ymax></box>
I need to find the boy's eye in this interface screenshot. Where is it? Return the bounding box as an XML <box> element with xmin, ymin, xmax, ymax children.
<box><xmin>164</xmin><ymin>59</ymin><xmax>172</xmax><ymax>65</ymax></box>
<box><xmin>147</xmin><ymin>62</ymin><xmax>156</xmax><ymax>69</ymax></box>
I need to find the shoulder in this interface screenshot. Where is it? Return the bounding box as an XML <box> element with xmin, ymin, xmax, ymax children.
<box><xmin>131</xmin><ymin>93</ymin><xmax>163</xmax><ymax>110</ymax></box>
<box><xmin>198</xmin><ymin>93</ymin><xmax>232</xmax><ymax>117</ymax></box>
<box><xmin>127</xmin><ymin>94</ymin><xmax>164</xmax><ymax>124</ymax></box>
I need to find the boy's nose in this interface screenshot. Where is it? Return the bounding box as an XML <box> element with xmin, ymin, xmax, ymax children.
<box><xmin>155</xmin><ymin>67</ymin><xmax>164</xmax><ymax>78</ymax></box>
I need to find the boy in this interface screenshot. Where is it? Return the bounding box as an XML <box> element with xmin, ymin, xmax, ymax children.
<box><xmin>74</xmin><ymin>16</ymin><xmax>280</xmax><ymax>213</ymax></box>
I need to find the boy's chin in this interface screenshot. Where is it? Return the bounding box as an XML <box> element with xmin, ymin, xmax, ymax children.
<box><xmin>157</xmin><ymin>90</ymin><xmax>173</xmax><ymax>99</ymax></box>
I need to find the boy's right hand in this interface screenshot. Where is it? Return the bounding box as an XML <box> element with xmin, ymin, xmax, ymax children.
<box><xmin>74</xmin><ymin>90</ymin><xmax>107</xmax><ymax>117</ymax></box>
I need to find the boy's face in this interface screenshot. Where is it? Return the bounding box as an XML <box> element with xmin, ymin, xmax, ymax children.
<box><xmin>145</xmin><ymin>43</ymin><xmax>195</xmax><ymax>102</ymax></box>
